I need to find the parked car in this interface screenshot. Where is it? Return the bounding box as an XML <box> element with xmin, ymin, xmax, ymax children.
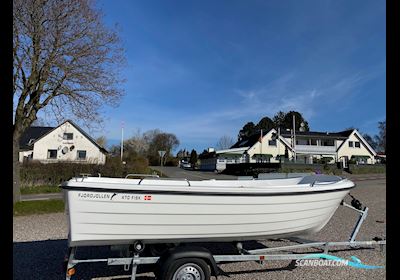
<box><xmin>180</xmin><ymin>161</ymin><xmax>192</xmax><ymax>169</ymax></box>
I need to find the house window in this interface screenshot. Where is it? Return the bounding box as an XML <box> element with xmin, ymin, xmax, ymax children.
<box><xmin>77</xmin><ymin>150</ymin><xmax>86</xmax><ymax>160</ymax></box>
<box><xmin>63</xmin><ymin>133</ymin><xmax>73</xmax><ymax>140</ymax></box>
<box><xmin>296</xmin><ymin>139</ymin><xmax>308</xmax><ymax>145</ymax></box>
<box><xmin>321</xmin><ymin>139</ymin><xmax>334</xmax><ymax>146</ymax></box>
<box><xmin>348</xmin><ymin>141</ymin><xmax>353</xmax><ymax>147</ymax></box>
<box><xmin>355</xmin><ymin>141</ymin><xmax>361</xmax><ymax>148</ymax></box>
<box><xmin>310</xmin><ymin>139</ymin><xmax>318</xmax><ymax>145</ymax></box>
<box><xmin>268</xmin><ymin>140</ymin><xmax>277</xmax><ymax>146</ymax></box>
<box><xmin>47</xmin><ymin>149</ymin><xmax>57</xmax><ymax>159</ymax></box>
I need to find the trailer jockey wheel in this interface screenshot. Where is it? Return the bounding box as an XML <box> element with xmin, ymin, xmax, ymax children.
<box><xmin>160</xmin><ymin>258</ymin><xmax>210</xmax><ymax>280</ymax></box>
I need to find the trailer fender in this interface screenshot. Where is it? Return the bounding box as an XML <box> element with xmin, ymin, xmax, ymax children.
<box><xmin>156</xmin><ymin>245</ymin><xmax>222</xmax><ymax>277</ymax></box>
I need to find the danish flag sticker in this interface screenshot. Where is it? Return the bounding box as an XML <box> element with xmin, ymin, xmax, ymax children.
<box><xmin>144</xmin><ymin>195</ymin><xmax>152</xmax><ymax>201</ymax></box>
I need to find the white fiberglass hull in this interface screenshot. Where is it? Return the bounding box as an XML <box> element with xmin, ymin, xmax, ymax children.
<box><xmin>62</xmin><ymin>176</ymin><xmax>354</xmax><ymax>247</ymax></box>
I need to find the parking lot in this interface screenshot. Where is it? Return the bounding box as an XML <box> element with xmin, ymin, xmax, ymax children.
<box><xmin>13</xmin><ymin>174</ymin><xmax>386</xmax><ymax>280</ymax></box>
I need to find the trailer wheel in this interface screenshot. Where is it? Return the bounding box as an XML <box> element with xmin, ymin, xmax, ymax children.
<box><xmin>160</xmin><ymin>258</ymin><xmax>210</xmax><ymax>280</ymax></box>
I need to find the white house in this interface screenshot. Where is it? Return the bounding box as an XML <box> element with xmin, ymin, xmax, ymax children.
<box><xmin>19</xmin><ymin>120</ymin><xmax>108</xmax><ymax>164</ymax></box>
<box><xmin>199</xmin><ymin>128</ymin><xmax>377</xmax><ymax>171</ymax></box>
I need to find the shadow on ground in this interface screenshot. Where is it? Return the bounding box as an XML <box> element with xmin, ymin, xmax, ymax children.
<box><xmin>16</xmin><ymin>239</ymin><xmax>345</xmax><ymax>279</ymax></box>
<box><xmin>13</xmin><ymin>239</ymin><xmax>154</xmax><ymax>280</ymax></box>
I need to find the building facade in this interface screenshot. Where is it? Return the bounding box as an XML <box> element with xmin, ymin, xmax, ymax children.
<box><xmin>199</xmin><ymin>128</ymin><xmax>377</xmax><ymax>171</ymax></box>
<box><xmin>19</xmin><ymin>120</ymin><xmax>107</xmax><ymax>164</ymax></box>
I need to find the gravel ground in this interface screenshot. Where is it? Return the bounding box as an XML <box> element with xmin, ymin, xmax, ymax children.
<box><xmin>13</xmin><ymin>178</ymin><xmax>386</xmax><ymax>280</ymax></box>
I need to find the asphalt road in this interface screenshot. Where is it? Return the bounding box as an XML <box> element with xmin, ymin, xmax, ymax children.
<box><xmin>14</xmin><ymin>177</ymin><xmax>386</xmax><ymax>280</ymax></box>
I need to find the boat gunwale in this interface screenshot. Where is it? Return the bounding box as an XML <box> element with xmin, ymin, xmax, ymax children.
<box><xmin>61</xmin><ymin>184</ymin><xmax>355</xmax><ymax>196</ymax></box>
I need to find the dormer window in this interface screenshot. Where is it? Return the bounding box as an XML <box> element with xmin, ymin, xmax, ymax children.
<box><xmin>63</xmin><ymin>133</ymin><xmax>73</xmax><ymax>140</ymax></box>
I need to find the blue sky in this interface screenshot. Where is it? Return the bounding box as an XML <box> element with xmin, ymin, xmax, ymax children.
<box><xmin>94</xmin><ymin>0</ymin><xmax>385</xmax><ymax>152</ymax></box>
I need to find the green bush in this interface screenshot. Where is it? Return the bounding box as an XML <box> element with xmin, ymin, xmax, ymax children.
<box><xmin>165</xmin><ymin>157</ymin><xmax>179</xmax><ymax>166</ymax></box>
<box><xmin>279</xmin><ymin>163</ymin><xmax>341</xmax><ymax>175</ymax></box>
<box><xmin>20</xmin><ymin>155</ymin><xmax>150</xmax><ymax>186</ymax></box>
<box><xmin>349</xmin><ymin>164</ymin><xmax>386</xmax><ymax>174</ymax></box>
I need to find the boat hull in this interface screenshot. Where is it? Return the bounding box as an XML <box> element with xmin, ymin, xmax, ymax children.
<box><xmin>64</xmin><ymin>182</ymin><xmax>352</xmax><ymax>246</ymax></box>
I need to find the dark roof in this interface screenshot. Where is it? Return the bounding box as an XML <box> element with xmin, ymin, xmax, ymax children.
<box><xmin>19</xmin><ymin>126</ymin><xmax>54</xmax><ymax>150</ymax></box>
<box><xmin>19</xmin><ymin>120</ymin><xmax>108</xmax><ymax>153</ymax></box>
<box><xmin>280</xmin><ymin>129</ymin><xmax>354</xmax><ymax>139</ymax></box>
<box><xmin>231</xmin><ymin>132</ymin><xmax>263</xmax><ymax>148</ymax></box>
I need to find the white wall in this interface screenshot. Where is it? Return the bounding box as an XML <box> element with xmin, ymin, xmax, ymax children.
<box><xmin>337</xmin><ymin>131</ymin><xmax>376</xmax><ymax>164</ymax></box>
<box><xmin>32</xmin><ymin>121</ymin><xmax>106</xmax><ymax>164</ymax></box>
<box><xmin>19</xmin><ymin>150</ymin><xmax>33</xmax><ymax>162</ymax></box>
<box><xmin>246</xmin><ymin>130</ymin><xmax>293</xmax><ymax>162</ymax></box>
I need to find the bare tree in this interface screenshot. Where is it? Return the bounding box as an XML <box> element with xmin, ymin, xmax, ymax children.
<box><xmin>95</xmin><ymin>136</ymin><xmax>107</xmax><ymax>148</ymax></box>
<box><xmin>375</xmin><ymin>120</ymin><xmax>386</xmax><ymax>153</ymax></box>
<box><xmin>13</xmin><ymin>0</ymin><xmax>125</xmax><ymax>203</ymax></box>
<box><xmin>216</xmin><ymin>135</ymin><xmax>235</xmax><ymax>150</ymax></box>
<box><xmin>125</xmin><ymin>129</ymin><xmax>149</xmax><ymax>156</ymax></box>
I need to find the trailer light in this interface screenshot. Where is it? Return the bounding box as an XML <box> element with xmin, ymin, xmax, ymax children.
<box><xmin>259</xmin><ymin>256</ymin><xmax>265</xmax><ymax>260</ymax></box>
<box><xmin>67</xmin><ymin>267</ymin><xmax>76</xmax><ymax>276</ymax></box>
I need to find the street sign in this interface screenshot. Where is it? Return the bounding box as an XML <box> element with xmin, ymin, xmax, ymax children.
<box><xmin>158</xmin><ymin>151</ymin><xmax>166</xmax><ymax>157</ymax></box>
<box><xmin>158</xmin><ymin>150</ymin><xmax>166</xmax><ymax>166</ymax></box>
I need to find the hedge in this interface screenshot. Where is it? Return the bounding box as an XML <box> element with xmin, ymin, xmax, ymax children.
<box><xmin>20</xmin><ymin>155</ymin><xmax>150</xmax><ymax>187</ymax></box>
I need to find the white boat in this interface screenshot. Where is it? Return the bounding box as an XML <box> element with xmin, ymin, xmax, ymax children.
<box><xmin>61</xmin><ymin>174</ymin><xmax>355</xmax><ymax>247</ymax></box>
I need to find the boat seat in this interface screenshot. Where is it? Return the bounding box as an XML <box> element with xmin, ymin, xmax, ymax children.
<box><xmin>299</xmin><ymin>175</ymin><xmax>343</xmax><ymax>185</ymax></box>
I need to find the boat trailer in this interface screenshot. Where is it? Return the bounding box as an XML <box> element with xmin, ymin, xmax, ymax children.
<box><xmin>64</xmin><ymin>195</ymin><xmax>386</xmax><ymax>280</ymax></box>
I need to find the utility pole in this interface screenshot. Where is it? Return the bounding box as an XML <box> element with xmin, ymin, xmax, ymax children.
<box><xmin>260</xmin><ymin>129</ymin><xmax>263</xmax><ymax>163</ymax></box>
<box><xmin>121</xmin><ymin>121</ymin><xmax>124</xmax><ymax>161</ymax></box>
<box><xmin>278</xmin><ymin>127</ymin><xmax>281</xmax><ymax>163</ymax></box>
<box><xmin>293</xmin><ymin>115</ymin><xmax>296</xmax><ymax>162</ymax></box>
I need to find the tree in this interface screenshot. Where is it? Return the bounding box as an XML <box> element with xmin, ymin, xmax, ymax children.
<box><xmin>189</xmin><ymin>149</ymin><xmax>198</xmax><ymax>166</ymax></box>
<box><xmin>272</xmin><ymin>111</ymin><xmax>286</xmax><ymax>129</ymax></box>
<box><xmin>375</xmin><ymin>120</ymin><xmax>386</xmax><ymax>153</ymax></box>
<box><xmin>147</xmin><ymin>132</ymin><xmax>180</xmax><ymax>165</ymax></box>
<box><xmin>255</xmin><ymin>116</ymin><xmax>274</xmax><ymax>132</ymax></box>
<box><xmin>282</xmin><ymin>111</ymin><xmax>310</xmax><ymax>131</ymax></box>
<box><xmin>238</xmin><ymin>122</ymin><xmax>256</xmax><ymax>140</ymax></box>
<box><xmin>13</xmin><ymin>0</ymin><xmax>125</xmax><ymax>202</ymax></box>
<box><xmin>125</xmin><ymin>129</ymin><xmax>149</xmax><ymax>156</ymax></box>
<box><xmin>216</xmin><ymin>135</ymin><xmax>235</xmax><ymax>150</ymax></box>
<box><xmin>95</xmin><ymin>136</ymin><xmax>107</xmax><ymax>148</ymax></box>
<box><xmin>31</xmin><ymin>117</ymin><xmax>48</xmax><ymax>127</ymax></box>
<box><xmin>362</xmin><ymin>133</ymin><xmax>378</xmax><ymax>150</ymax></box>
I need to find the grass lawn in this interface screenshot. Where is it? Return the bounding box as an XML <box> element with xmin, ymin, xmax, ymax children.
<box><xmin>20</xmin><ymin>185</ymin><xmax>62</xmax><ymax>195</ymax></box>
<box><xmin>13</xmin><ymin>199</ymin><xmax>64</xmax><ymax>216</ymax></box>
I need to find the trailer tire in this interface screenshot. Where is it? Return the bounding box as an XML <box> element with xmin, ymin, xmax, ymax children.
<box><xmin>159</xmin><ymin>258</ymin><xmax>210</xmax><ymax>280</ymax></box>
